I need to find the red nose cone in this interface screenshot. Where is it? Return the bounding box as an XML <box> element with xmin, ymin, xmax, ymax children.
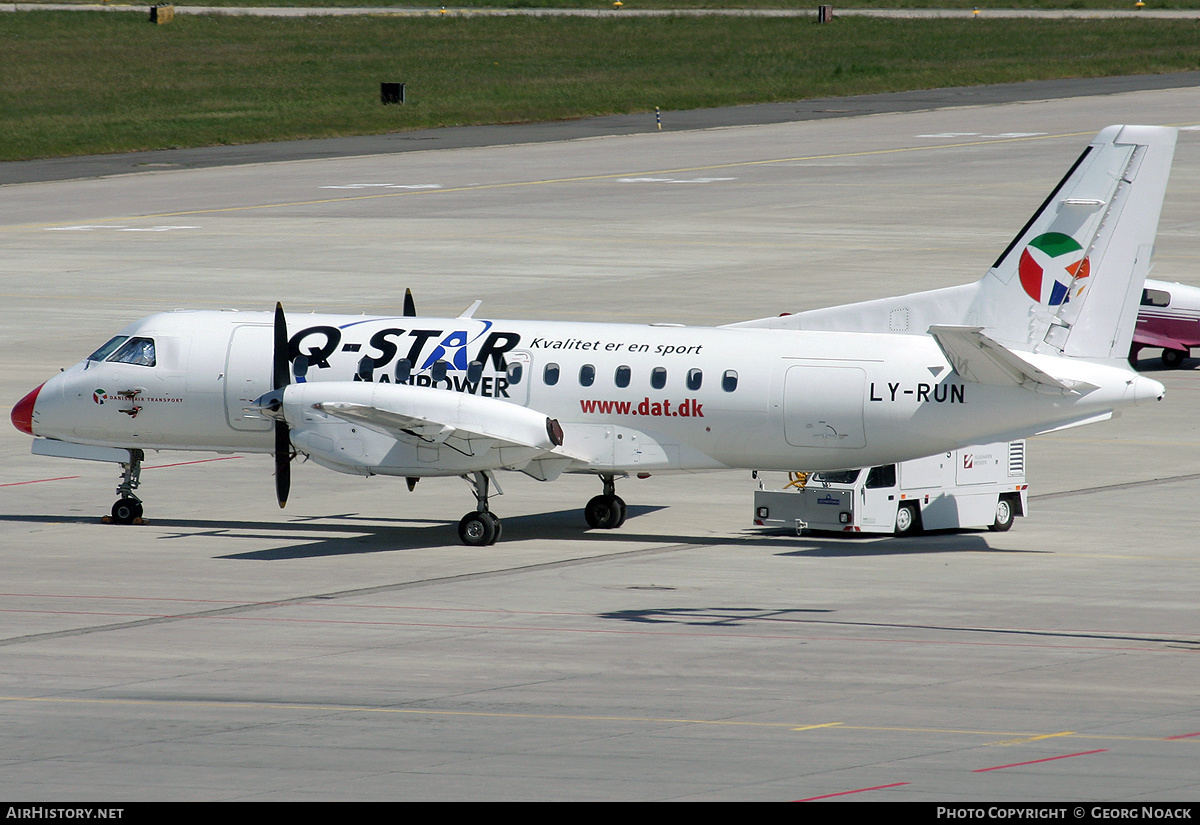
<box><xmin>11</xmin><ymin>383</ymin><xmax>43</xmax><ymax>436</ymax></box>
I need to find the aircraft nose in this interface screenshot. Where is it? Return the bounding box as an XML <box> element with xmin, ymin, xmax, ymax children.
<box><xmin>11</xmin><ymin>383</ymin><xmax>44</xmax><ymax>436</ymax></box>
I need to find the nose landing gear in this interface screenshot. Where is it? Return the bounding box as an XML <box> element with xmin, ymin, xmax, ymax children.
<box><xmin>105</xmin><ymin>449</ymin><xmax>145</xmax><ymax>525</ymax></box>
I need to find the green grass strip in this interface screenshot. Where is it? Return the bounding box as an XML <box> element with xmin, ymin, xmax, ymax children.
<box><xmin>4</xmin><ymin>12</ymin><xmax>1200</xmax><ymax>161</ymax></box>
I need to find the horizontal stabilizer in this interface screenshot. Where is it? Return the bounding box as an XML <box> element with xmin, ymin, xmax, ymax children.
<box><xmin>928</xmin><ymin>325</ymin><xmax>1094</xmax><ymax>394</ymax></box>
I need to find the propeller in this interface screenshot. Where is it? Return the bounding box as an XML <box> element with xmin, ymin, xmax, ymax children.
<box><xmin>273</xmin><ymin>302</ymin><xmax>292</xmax><ymax>509</ymax></box>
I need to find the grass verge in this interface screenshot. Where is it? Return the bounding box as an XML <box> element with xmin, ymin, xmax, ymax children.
<box><xmin>3</xmin><ymin>12</ymin><xmax>1200</xmax><ymax>160</ymax></box>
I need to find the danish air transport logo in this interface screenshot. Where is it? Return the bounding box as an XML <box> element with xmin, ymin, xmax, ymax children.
<box><xmin>1018</xmin><ymin>232</ymin><xmax>1090</xmax><ymax>306</ymax></box>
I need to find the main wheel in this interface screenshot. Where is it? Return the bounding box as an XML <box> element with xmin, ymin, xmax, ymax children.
<box><xmin>1162</xmin><ymin>348</ymin><xmax>1188</xmax><ymax>369</ymax></box>
<box><xmin>894</xmin><ymin>503</ymin><xmax>920</xmax><ymax>537</ymax></box>
<box><xmin>988</xmin><ymin>497</ymin><xmax>1015</xmax><ymax>532</ymax></box>
<box><xmin>110</xmin><ymin>498</ymin><xmax>143</xmax><ymax>525</ymax></box>
<box><xmin>458</xmin><ymin>512</ymin><xmax>497</xmax><ymax>546</ymax></box>
<box><xmin>484</xmin><ymin>511</ymin><xmax>502</xmax><ymax>545</ymax></box>
<box><xmin>610</xmin><ymin>496</ymin><xmax>627</xmax><ymax>529</ymax></box>
<box><xmin>585</xmin><ymin>494</ymin><xmax>625</xmax><ymax>529</ymax></box>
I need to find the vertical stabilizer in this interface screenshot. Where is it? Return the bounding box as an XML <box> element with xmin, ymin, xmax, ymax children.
<box><xmin>963</xmin><ymin>125</ymin><xmax>1176</xmax><ymax>359</ymax></box>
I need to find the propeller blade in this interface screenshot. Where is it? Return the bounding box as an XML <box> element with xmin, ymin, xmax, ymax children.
<box><xmin>403</xmin><ymin>288</ymin><xmax>416</xmax><ymax>317</ymax></box>
<box><xmin>273</xmin><ymin>302</ymin><xmax>290</xmax><ymax>390</ymax></box>
<box><xmin>273</xmin><ymin>303</ymin><xmax>291</xmax><ymax>508</ymax></box>
<box><xmin>275</xmin><ymin>421</ymin><xmax>291</xmax><ymax>508</ymax></box>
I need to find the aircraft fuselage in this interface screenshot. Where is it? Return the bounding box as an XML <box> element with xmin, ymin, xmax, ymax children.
<box><xmin>22</xmin><ymin>309</ymin><xmax>1162</xmax><ymax>479</ymax></box>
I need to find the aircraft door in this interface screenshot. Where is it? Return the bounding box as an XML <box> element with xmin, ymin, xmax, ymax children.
<box><xmin>782</xmin><ymin>365</ymin><xmax>866</xmax><ymax>449</ymax></box>
<box><xmin>224</xmin><ymin>324</ymin><xmax>274</xmax><ymax>432</ymax></box>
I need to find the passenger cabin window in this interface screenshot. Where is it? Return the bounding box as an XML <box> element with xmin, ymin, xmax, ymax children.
<box><xmin>686</xmin><ymin>368</ymin><xmax>703</xmax><ymax>391</ymax></box>
<box><xmin>865</xmin><ymin>465</ymin><xmax>896</xmax><ymax>489</ymax></box>
<box><xmin>108</xmin><ymin>337</ymin><xmax>156</xmax><ymax>367</ymax></box>
<box><xmin>507</xmin><ymin>361</ymin><xmax>523</xmax><ymax>385</ymax></box>
<box><xmin>722</xmin><ymin>370</ymin><xmax>738</xmax><ymax>392</ymax></box>
<box><xmin>650</xmin><ymin>367</ymin><xmax>667</xmax><ymax>390</ymax></box>
<box><xmin>394</xmin><ymin>358</ymin><xmax>412</xmax><ymax>383</ymax></box>
<box><xmin>431</xmin><ymin>360</ymin><xmax>448</xmax><ymax>382</ymax></box>
<box><xmin>1142</xmin><ymin>288</ymin><xmax>1171</xmax><ymax>307</ymax></box>
<box><xmin>615</xmin><ymin>365</ymin><xmax>631</xmax><ymax>388</ymax></box>
<box><xmin>579</xmin><ymin>364</ymin><xmax>595</xmax><ymax>387</ymax></box>
<box><xmin>543</xmin><ymin>363</ymin><xmax>560</xmax><ymax>386</ymax></box>
<box><xmin>88</xmin><ymin>336</ymin><xmax>127</xmax><ymax>362</ymax></box>
<box><xmin>467</xmin><ymin>360</ymin><xmax>484</xmax><ymax>384</ymax></box>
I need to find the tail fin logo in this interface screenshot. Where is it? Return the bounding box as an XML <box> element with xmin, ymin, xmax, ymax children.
<box><xmin>1018</xmin><ymin>232</ymin><xmax>1090</xmax><ymax>306</ymax></box>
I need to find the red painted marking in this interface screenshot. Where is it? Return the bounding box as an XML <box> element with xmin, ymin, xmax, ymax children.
<box><xmin>973</xmin><ymin>749</ymin><xmax>1107</xmax><ymax>772</ymax></box>
<box><xmin>795</xmin><ymin>782</ymin><xmax>910</xmax><ymax>801</ymax></box>
<box><xmin>0</xmin><ymin>475</ymin><xmax>82</xmax><ymax>487</ymax></box>
<box><xmin>2</xmin><ymin>455</ymin><xmax>243</xmax><ymax>487</ymax></box>
<box><xmin>145</xmin><ymin>456</ymin><xmax>244</xmax><ymax>470</ymax></box>
<box><xmin>1166</xmin><ymin>731</ymin><xmax>1200</xmax><ymax>740</ymax></box>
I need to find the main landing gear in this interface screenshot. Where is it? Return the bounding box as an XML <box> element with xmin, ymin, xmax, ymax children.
<box><xmin>106</xmin><ymin>449</ymin><xmax>145</xmax><ymax>525</ymax></box>
<box><xmin>455</xmin><ymin>472</ymin><xmax>629</xmax><ymax>546</ymax></box>
<box><xmin>584</xmin><ymin>474</ymin><xmax>626</xmax><ymax>530</ymax></box>
<box><xmin>458</xmin><ymin>471</ymin><xmax>502</xmax><ymax>547</ymax></box>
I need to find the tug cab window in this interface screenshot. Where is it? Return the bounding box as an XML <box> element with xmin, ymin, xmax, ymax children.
<box><xmin>865</xmin><ymin>465</ymin><xmax>896</xmax><ymax>489</ymax></box>
<box><xmin>108</xmin><ymin>337</ymin><xmax>156</xmax><ymax>367</ymax></box>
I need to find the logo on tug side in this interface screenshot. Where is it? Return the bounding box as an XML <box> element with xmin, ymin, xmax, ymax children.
<box><xmin>1018</xmin><ymin>232</ymin><xmax>1090</xmax><ymax>306</ymax></box>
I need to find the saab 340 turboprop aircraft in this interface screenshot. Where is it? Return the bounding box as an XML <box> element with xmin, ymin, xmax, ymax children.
<box><xmin>10</xmin><ymin>125</ymin><xmax>1175</xmax><ymax>545</ymax></box>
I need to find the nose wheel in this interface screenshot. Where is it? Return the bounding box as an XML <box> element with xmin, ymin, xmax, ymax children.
<box><xmin>111</xmin><ymin>497</ymin><xmax>144</xmax><ymax>525</ymax></box>
<box><xmin>105</xmin><ymin>449</ymin><xmax>145</xmax><ymax>525</ymax></box>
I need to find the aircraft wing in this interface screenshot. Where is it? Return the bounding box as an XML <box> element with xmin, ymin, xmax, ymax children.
<box><xmin>313</xmin><ymin>397</ymin><xmax>568</xmax><ymax>458</ymax></box>
<box><xmin>276</xmin><ymin>381</ymin><xmax>586</xmax><ymax>470</ymax></box>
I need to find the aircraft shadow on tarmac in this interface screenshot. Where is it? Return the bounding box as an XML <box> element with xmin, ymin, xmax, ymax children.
<box><xmin>0</xmin><ymin>505</ymin><xmax>800</xmax><ymax>560</ymax></box>
<box><xmin>3</xmin><ymin>509</ymin><xmax>1033</xmax><ymax>560</ymax></box>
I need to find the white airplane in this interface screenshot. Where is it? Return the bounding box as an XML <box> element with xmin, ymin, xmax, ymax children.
<box><xmin>10</xmin><ymin>125</ymin><xmax>1175</xmax><ymax>545</ymax></box>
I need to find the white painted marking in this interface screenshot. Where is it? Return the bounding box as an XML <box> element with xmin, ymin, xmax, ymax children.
<box><xmin>917</xmin><ymin>132</ymin><xmax>1045</xmax><ymax>139</ymax></box>
<box><xmin>617</xmin><ymin>177</ymin><xmax>736</xmax><ymax>184</ymax></box>
<box><xmin>119</xmin><ymin>225</ymin><xmax>201</xmax><ymax>232</ymax></box>
<box><xmin>320</xmin><ymin>183</ymin><xmax>443</xmax><ymax>190</ymax></box>
<box><xmin>45</xmin><ymin>225</ymin><xmax>199</xmax><ymax>232</ymax></box>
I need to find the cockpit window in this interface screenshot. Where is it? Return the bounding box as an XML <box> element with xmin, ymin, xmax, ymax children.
<box><xmin>87</xmin><ymin>336</ymin><xmax>128</xmax><ymax>362</ymax></box>
<box><xmin>107</xmin><ymin>337</ymin><xmax>156</xmax><ymax>367</ymax></box>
